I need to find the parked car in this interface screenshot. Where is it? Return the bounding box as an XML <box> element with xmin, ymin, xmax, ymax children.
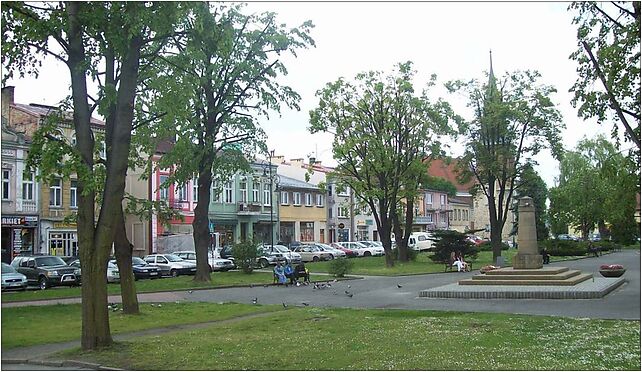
<box><xmin>342</xmin><ymin>242</ymin><xmax>384</xmax><ymax>257</ymax></box>
<box><xmin>359</xmin><ymin>240</ymin><xmax>383</xmax><ymax>248</ymax></box>
<box><xmin>556</xmin><ymin>234</ymin><xmax>580</xmax><ymax>241</ymax></box>
<box><xmin>220</xmin><ymin>245</ymin><xmax>278</xmax><ymax>268</ymax></box>
<box><xmin>311</xmin><ymin>243</ymin><xmax>346</xmax><ymax>259</ymax></box>
<box><xmin>119</xmin><ymin>257</ymin><xmax>162</xmax><ymax>280</ymax></box>
<box><xmin>330</xmin><ymin>242</ymin><xmax>358</xmax><ymax>257</ymax></box>
<box><xmin>292</xmin><ymin>245</ymin><xmax>332</xmax><ymax>262</ymax></box>
<box><xmin>11</xmin><ymin>255</ymin><xmax>80</xmax><ymax>290</ymax></box>
<box><xmin>174</xmin><ymin>250</ymin><xmax>235</xmax><ymax>272</ymax></box>
<box><xmin>590</xmin><ymin>233</ymin><xmax>601</xmax><ymax>242</ymax></box>
<box><xmin>144</xmin><ymin>254</ymin><xmax>197</xmax><ymax>277</ymax></box>
<box><xmin>407</xmin><ymin>233</ymin><xmax>435</xmax><ymax>251</ymax></box>
<box><xmin>69</xmin><ymin>259</ymin><xmax>120</xmax><ymax>283</ymax></box>
<box><xmin>1</xmin><ymin>262</ymin><xmax>27</xmax><ymax>291</ymax></box>
<box><xmin>263</xmin><ymin>245</ymin><xmax>303</xmax><ymax>265</ymax></box>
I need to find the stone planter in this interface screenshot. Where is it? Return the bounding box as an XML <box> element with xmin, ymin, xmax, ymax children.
<box><xmin>599</xmin><ymin>268</ymin><xmax>626</xmax><ymax>277</ymax></box>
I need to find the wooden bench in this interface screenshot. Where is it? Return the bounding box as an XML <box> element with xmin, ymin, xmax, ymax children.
<box><xmin>443</xmin><ymin>259</ymin><xmax>473</xmax><ymax>272</ymax></box>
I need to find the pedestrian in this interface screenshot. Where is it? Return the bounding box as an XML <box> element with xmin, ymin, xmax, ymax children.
<box><xmin>542</xmin><ymin>248</ymin><xmax>550</xmax><ymax>264</ymax></box>
<box><xmin>273</xmin><ymin>261</ymin><xmax>287</xmax><ymax>285</ymax></box>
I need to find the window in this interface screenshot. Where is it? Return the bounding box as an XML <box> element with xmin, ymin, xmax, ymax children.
<box><xmin>300</xmin><ymin>222</ymin><xmax>314</xmax><ymax>242</ymax></box>
<box><xmin>293</xmin><ymin>192</ymin><xmax>301</xmax><ymax>206</ymax></box>
<box><xmin>328</xmin><ymin>185</ymin><xmax>333</xmax><ymax>196</ymax></box>
<box><xmin>50</xmin><ymin>178</ymin><xmax>62</xmax><ymax>207</ymax></box>
<box><xmin>281</xmin><ymin>191</ymin><xmax>289</xmax><ymax>205</ymax></box>
<box><xmin>2</xmin><ymin>169</ymin><xmax>10</xmax><ymax>200</ymax></box>
<box><xmin>224</xmin><ymin>181</ymin><xmax>234</xmax><ymax>204</ymax></box>
<box><xmin>305</xmin><ymin>193</ymin><xmax>312</xmax><ymax>206</ymax></box>
<box><xmin>252</xmin><ymin>177</ymin><xmax>260</xmax><ymax>203</ymax></box>
<box><xmin>464</xmin><ymin>210</ymin><xmax>469</xmax><ymax>221</ymax></box>
<box><xmin>239</xmin><ymin>177</ymin><xmax>247</xmax><ymax>203</ymax></box>
<box><xmin>426</xmin><ymin>213</ymin><xmax>433</xmax><ymax>223</ymax></box>
<box><xmin>212</xmin><ymin>181</ymin><xmax>221</xmax><ymax>203</ymax></box>
<box><xmin>316</xmin><ymin>194</ymin><xmax>324</xmax><ymax>207</ymax></box>
<box><xmin>425</xmin><ymin>193</ymin><xmax>433</xmax><ymax>204</ymax></box>
<box><xmin>70</xmin><ymin>180</ymin><xmax>78</xmax><ymax>208</ymax></box>
<box><xmin>177</xmin><ymin>183</ymin><xmax>187</xmax><ymax>201</ymax></box>
<box><xmin>22</xmin><ymin>171</ymin><xmax>34</xmax><ymax>201</ymax></box>
<box><xmin>338</xmin><ymin>206</ymin><xmax>348</xmax><ymax>218</ymax></box>
<box><xmin>159</xmin><ymin>175</ymin><xmax>169</xmax><ymax>200</ymax></box>
<box><xmin>263</xmin><ymin>184</ymin><xmax>271</xmax><ymax>206</ymax></box>
<box><xmin>440</xmin><ymin>194</ymin><xmax>446</xmax><ymax>205</ymax></box>
<box><xmin>99</xmin><ymin>140</ymin><xmax>106</xmax><ymax>159</ymax></box>
<box><xmin>337</xmin><ymin>185</ymin><xmax>349</xmax><ymax>196</ymax></box>
<box><xmin>329</xmin><ymin>207</ymin><xmax>333</xmax><ymax>219</ymax></box>
<box><xmin>192</xmin><ymin>178</ymin><xmax>198</xmax><ymax>202</ymax></box>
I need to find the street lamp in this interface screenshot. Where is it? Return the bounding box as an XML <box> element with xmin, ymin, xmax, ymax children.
<box><xmin>262</xmin><ymin>150</ymin><xmax>280</xmax><ymax>246</ymax></box>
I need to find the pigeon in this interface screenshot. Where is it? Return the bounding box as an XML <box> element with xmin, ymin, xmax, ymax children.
<box><xmin>252</xmin><ymin>297</ymin><xmax>258</xmax><ymax>305</ymax></box>
<box><xmin>107</xmin><ymin>305</ymin><xmax>113</xmax><ymax>310</ymax></box>
<box><xmin>302</xmin><ymin>302</ymin><xmax>309</xmax><ymax>306</ymax></box>
<box><xmin>332</xmin><ymin>279</ymin><xmax>338</xmax><ymax>283</ymax></box>
<box><xmin>187</xmin><ymin>290</ymin><xmax>193</xmax><ymax>294</ymax></box>
<box><xmin>397</xmin><ymin>284</ymin><xmax>403</xmax><ymax>288</ymax></box>
<box><xmin>326</xmin><ymin>282</ymin><xmax>332</xmax><ymax>287</ymax></box>
<box><xmin>346</xmin><ymin>292</ymin><xmax>353</xmax><ymax>298</ymax></box>
<box><xmin>175</xmin><ymin>301</ymin><xmax>181</xmax><ymax>304</ymax></box>
<box><xmin>296</xmin><ymin>282</ymin><xmax>301</xmax><ymax>287</ymax></box>
<box><xmin>157</xmin><ymin>304</ymin><xmax>162</xmax><ymax>307</ymax></box>
<box><xmin>282</xmin><ymin>302</ymin><xmax>288</xmax><ymax>309</ymax></box>
<box><xmin>344</xmin><ymin>290</ymin><xmax>350</xmax><ymax>295</ymax></box>
<box><xmin>313</xmin><ymin>283</ymin><xmax>319</xmax><ymax>290</ymax></box>
<box><xmin>249</xmin><ymin>284</ymin><xmax>254</xmax><ymax>288</ymax></box>
<box><xmin>347</xmin><ymin>285</ymin><xmax>351</xmax><ymax>289</ymax></box>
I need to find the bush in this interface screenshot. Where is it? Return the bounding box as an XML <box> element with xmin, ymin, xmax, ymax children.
<box><xmin>476</xmin><ymin>241</ymin><xmax>510</xmax><ymax>252</ymax></box>
<box><xmin>232</xmin><ymin>240</ymin><xmax>259</xmax><ymax>274</ymax></box>
<box><xmin>328</xmin><ymin>258</ymin><xmax>354</xmax><ymax>278</ymax></box>
<box><xmin>539</xmin><ymin>240</ymin><xmax>586</xmax><ymax>256</ymax></box>
<box><xmin>593</xmin><ymin>241</ymin><xmax>622</xmax><ymax>252</ymax></box>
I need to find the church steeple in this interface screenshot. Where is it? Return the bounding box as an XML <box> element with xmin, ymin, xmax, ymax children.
<box><xmin>486</xmin><ymin>50</ymin><xmax>498</xmax><ymax>100</ymax></box>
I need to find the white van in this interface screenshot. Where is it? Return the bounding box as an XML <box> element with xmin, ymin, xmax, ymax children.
<box><xmin>407</xmin><ymin>232</ymin><xmax>434</xmax><ymax>251</ymax></box>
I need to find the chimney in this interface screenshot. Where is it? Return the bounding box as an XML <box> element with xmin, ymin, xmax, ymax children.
<box><xmin>1</xmin><ymin>86</ymin><xmax>15</xmax><ymax>125</ymax></box>
<box><xmin>271</xmin><ymin>155</ymin><xmax>285</xmax><ymax>164</ymax></box>
<box><xmin>290</xmin><ymin>158</ymin><xmax>304</xmax><ymax>167</ymax></box>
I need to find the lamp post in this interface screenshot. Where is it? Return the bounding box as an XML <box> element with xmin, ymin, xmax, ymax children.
<box><xmin>263</xmin><ymin>150</ymin><xmax>280</xmax><ymax>246</ymax></box>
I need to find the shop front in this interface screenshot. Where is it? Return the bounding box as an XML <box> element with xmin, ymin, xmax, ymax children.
<box><xmin>1</xmin><ymin>215</ymin><xmax>39</xmax><ymax>263</ymax></box>
<box><xmin>47</xmin><ymin>222</ymin><xmax>78</xmax><ymax>257</ymax></box>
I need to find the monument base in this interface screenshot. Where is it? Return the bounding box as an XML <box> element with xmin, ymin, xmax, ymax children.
<box><xmin>512</xmin><ymin>253</ymin><xmax>543</xmax><ymax>269</ymax></box>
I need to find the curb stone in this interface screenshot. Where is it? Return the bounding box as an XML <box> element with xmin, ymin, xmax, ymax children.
<box><xmin>63</xmin><ymin>360</ymin><xmax>102</xmax><ymax>369</ymax></box>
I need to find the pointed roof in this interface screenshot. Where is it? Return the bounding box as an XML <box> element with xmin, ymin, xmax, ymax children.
<box><xmin>486</xmin><ymin>50</ymin><xmax>498</xmax><ymax>99</ymax></box>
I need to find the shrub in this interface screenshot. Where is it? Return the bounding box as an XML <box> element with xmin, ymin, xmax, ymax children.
<box><xmin>476</xmin><ymin>241</ymin><xmax>510</xmax><ymax>252</ymax></box>
<box><xmin>539</xmin><ymin>240</ymin><xmax>586</xmax><ymax>256</ymax></box>
<box><xmin>429</xmin><ymin>230</ymin><xmax>477</xmax><ymax>263</ymax></box>
<box><xmin>328</xmin><ymin>258</ymin><xmax>354</xmax><ymax>277</ymax></box>
<box><xmin>594</xmin><ymin>241</ymin><xmax>622</xmax><ymax>252</ymax></box>
<box><xmin>232</xmin><ymin>239</ymin><xmax>259</xmax><ymax>274</ymax></box>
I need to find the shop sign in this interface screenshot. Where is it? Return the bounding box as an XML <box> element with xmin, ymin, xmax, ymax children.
<box><xmin>53</xmin><ymin>222</ymin><xmax>77</xmax><ymax>229</ymax></box>
<box><xmin>356</xmin><ymin>220</ymin><xmax>366</xmax><ymax>226</ymax></box>
<box><xmin>2</xmin><ymin>216</ymin><xmax>38</xmax><ymax>226</ymax></box>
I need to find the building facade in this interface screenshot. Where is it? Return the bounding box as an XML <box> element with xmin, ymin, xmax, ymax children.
<box><xmin>278</xmin><ymin>175</ymin><xmax>326</xmax><ymax>244</ymax></box>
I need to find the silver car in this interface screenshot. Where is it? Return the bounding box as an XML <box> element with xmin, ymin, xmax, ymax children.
<box><xmin>293</xmin><ymin>245</ymin><xmax>332</xmax><ymax>262</ymax></box>
<box><xmin>144</xmin><ymin>254</ymin><xmax>197</xmax><ymax>277</ymax></box>
<box><xmin>314</xmin><ymin>243</ymin><xmax>347</xmax><ymax>259</ymax></box>
<box><xmin>1</xmin><ymin>262</ymin><xmax>27</xmax><ymax>291</ymax></box>
<box><xmin>174</xmin><ymin>250</ymin><xmax>235</xmax><ymax>272</ymax></box>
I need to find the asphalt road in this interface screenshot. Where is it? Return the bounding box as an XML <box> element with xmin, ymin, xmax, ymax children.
<box><xmin>183</xmin><ymin>249</ymin><xmax>640</xmax><ymax>320</ymax></box>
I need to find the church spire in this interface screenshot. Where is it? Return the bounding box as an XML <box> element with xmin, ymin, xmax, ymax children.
<box><xmin>487</xmin><ymin>49</ymin><xmax>498</xmax><ymax>99</ymax></box>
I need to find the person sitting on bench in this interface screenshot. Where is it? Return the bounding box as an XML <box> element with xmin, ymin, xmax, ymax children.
<box><xmin>294</xmin><ymin>262</ymin><xmax>310</xmax><ymax>283</ymax></box>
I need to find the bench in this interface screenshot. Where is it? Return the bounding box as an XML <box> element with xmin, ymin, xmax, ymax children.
<box><xmin>443</xmin><ymin>259</ymin><xmax>473</xmax><ymax>272</ymax></box>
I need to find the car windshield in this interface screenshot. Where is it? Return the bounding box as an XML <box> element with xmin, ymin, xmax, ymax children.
<box><xmin>35</xmin><ymin>256</ymin><xmax>67</xmax><ymax>267</ymax></box>
<box><xmin>132</xmin><ymin>257</ymin><xmax>146</xmax><ymax>265</ymax></box>
<box><xmin>272</xmin><ymin>245</ymin><xmax>290</xmax><ymax>253</ymax></box>
<box><xmin>2</xmin><ymin>263</ymin><xmax>16</xmax><ymax>273</ymax></box>
<box><xmin>108</xmin><ymin>262</ymin><xmax>117</xmax><ymax>269</ymax></box>
<box><xmin>165</xmin><ymin>254</ymin><xmax>183</xmax><ymax>262</ymax></box>
<box><xmin>359</xmin><ymin>241</ymin><xmax>373</xmax><ymax>247</ymax></box>
<box><xmin>317</xmin><ymin>244</ymin><xmax>333</xmax><ymax>250</ymax></box>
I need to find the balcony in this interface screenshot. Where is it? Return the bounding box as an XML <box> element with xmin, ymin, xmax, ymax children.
<box><xmin>414</xmin><ymin>216</ymin><xmax>434</xmax><ymax>224</ymax></box>
<box><xmin>17</xmin><ymin>200</ymin><xmax>38</xmax><ymax>213</ymax></box>
<box><xmin>237</xmin><ymin>202</ymin><xmax>265</xmax><ymax>215</ymax></box>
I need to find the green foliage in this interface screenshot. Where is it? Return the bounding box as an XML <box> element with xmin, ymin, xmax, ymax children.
<box><xmin>392</xmin><ymin>247</ymin><xmax>419</xmax><ymax>261</ymax></box>
<box><xmin>422</xmin><ymin>175</ymin><xmax>457</xmax><ymax>197</ymax></box>
<box><xmin>232</xmin><ymin>240</ymin><xmax>259</xmax><ymax>274</ymax></box>
<box><xmin>428</xmin><ymin>230</ymin><xmax>478</xmax><ymax>263</ymax></box>
<box><xmin>568</xmin><ymin>2</ymin><xmax>640</xmax><ymax>155</ymax></box>
<box><xmin>539</xmin><ymin>240</ymin><xmax>587</xmax><ymax>256</ymax></box>
<box><xmin>309</xmin><ymin>62</ymin><xmax>455</xmax><ymax>259</ymax></box>
<box><xmin>476</xmin><ymin>241</ymin><xmax>509</xmax><ymax>252</ymax></box>
<box><xmin>328</xmin><ymin>258</ymin><xmax>354</xmax><ymax>278</ymax></box>
<box><xmin>549</xmin><ymin>135</ymin><xmax>639</xmax><ymax>240</ymax></box>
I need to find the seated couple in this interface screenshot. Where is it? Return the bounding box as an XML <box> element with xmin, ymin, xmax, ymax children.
<box><xmin>450</xmin><ymin>251</ymin><xmax>470</xmax><ymax>272</ymax></box>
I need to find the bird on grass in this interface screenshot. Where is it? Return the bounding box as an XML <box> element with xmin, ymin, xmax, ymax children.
<box><xmin>252</xmin><ymin>297</ymin><xmax>258</xmax><ymax>305</ymax></box>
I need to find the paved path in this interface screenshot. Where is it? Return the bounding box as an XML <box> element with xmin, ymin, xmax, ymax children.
<box><xmin>5</xmin><ymin>250</ymin><xmax>639</xmax><ymax>319</ymax></box>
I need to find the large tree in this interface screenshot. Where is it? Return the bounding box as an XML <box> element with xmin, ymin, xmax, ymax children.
<box><xmin>569</xmin><ymin>2</ymin><xmax>640</xmax><ymax>155</ymax></box>
<box><xmin>142</xmin><ymin>3</ymin><xmax>315</xmax><ymax>282</ymax></box>
<box><xmin>549</xmin><ymin>135</ymin><xmax>639</xmax><ymax>242</ymax></box>
<box><xmin>446</xmin><ymin>55</ymin><xmax>563</xmax><ymax>262</ymax></box>
<box><xmin>2</xmin><ymin>2</ymin><xmax>186</xmax><ymax>349</ymax></box>
<box><xmin>310</xmin><ymin>62</ymin><xmax>453</xmax><ymax>267</ymax></box>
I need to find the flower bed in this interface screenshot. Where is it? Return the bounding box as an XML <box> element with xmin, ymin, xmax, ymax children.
<box><xmin>599</xmin><ymin>264</ymin><xmax>625</xmax><ymax>277</ymax></box>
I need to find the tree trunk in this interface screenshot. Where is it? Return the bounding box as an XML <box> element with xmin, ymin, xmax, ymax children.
<box><xmin>401</xmin><ymin>194</ymin><xmax>415</xmax><ymax>261</ymax></box>
<box><xmin>114</xmin><ymin>206</ymin><xmax>139</xmax><ymax>314</ymax></box>
<box><xmin>391</xmin><ymin>209</ymin><xmax>406</xmax><ymax>261</ymax></box>
<box><xmin>192</xmin><ymin>157</ymin><xmax>214</xmax><ymax>283</ymax></box>
<box><xmin>490</xmin><ymin>221</ymin><xmax>503</xmax><ymax>263</ymax></box>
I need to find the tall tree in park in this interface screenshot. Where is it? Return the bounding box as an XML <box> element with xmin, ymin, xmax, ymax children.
<box><xmin>446</xmin><ymin>54</ymin><xmax>563</xmax><ymax>262</ymax></box>
<box><xmin>511</xmin><ymin>163</ymin><xmax>549</xmax><ymax>241</ymax></box>
<box><xmin>141</xmin><ymin>3</ymin><xmax>315</xmax><ymax>282</ymax></box>
<box><xmin>549</xmin><ymin>136</ymin><xmax>639</xmax><ymax>242</ymax></box>
<box><xmin>310</xmin><ymin>62</ymin><xmax>453</xmax><ymax>267</ymax></box>
<box><xmin>2</xmin><ymin>2</ymin><xmax>185</xmax><ymax>349</ymax></box>
<box><xmin>569</xmin><ymin>2</ymin><xmax>640</xmax><ymax>157</ymax></box>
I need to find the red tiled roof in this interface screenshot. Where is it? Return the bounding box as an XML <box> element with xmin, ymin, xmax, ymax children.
<box><xmin>12</xmin><ymin>103</ymin><xmax>105</xmax><ymax>126</ymax></box>
<box><xmin>426</xmin><ymin>158</ymin><xmax>476</xmax><ymax>193</ymax></box>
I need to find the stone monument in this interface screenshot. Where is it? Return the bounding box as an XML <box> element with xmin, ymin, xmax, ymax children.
<box><xmin>512</xmin><ymin>196</ymin><xmax>543</xmax><ymax>269</ymax></box>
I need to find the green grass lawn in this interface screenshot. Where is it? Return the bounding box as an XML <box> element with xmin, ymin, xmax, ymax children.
<box><xmin>0</xmin><ymin>271</ymin><xmax>329</xmax><ymax>303</ymax></box>
<box><xmin>54</xmin><ymin>306</ymin><xmax>640</xmax><ymax>370</ymax></box>
<box><xmin>1</xmin><ymin>302</ymin><xmax>281</xmax><ymax>349</ymax></box>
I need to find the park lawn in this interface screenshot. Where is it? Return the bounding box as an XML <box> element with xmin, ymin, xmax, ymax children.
<box><xmin>58</xmin><ymin>307</ymin><xmax>640</xmax><ymax>371</ymax></box>
<box><xmin>1</xmin><ymin>271</ymin><xmax>329</xmax><ymax>303</ymax></box>
<box><xmin>1</xmin><ymin>302</ymin><xmax>281</xmax><ymax>349</ymax></box>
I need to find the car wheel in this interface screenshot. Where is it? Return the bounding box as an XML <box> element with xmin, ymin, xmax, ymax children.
<box><xmin>312</xmin><ymin>256</ymin><xmax>319</xmax><ymax>262</ymax></box>
<box><xmin>328</xmin><ymin>254</ymin><xmax>334</xmax><ymax>260</ymax></box>
<box><xmin>364</xmin><ymin>251</ymin><xmax>371</xmax><ymax>257</ymax></box>
<box><xmin>170</xmin><ymin>269</ymin><xmax>178</xmax><ymax>278</ymax></box>
<box><xmin>259</xmin><ymin>258</ymin><xmax>269</xmax><ymax>268</ymax></box>
<box><xmin>38</xmin><ymin>277</ymin><xmax>48</xmax><ymax>290</ymax></box>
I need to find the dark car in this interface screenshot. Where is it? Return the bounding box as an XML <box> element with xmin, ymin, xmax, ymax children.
<box><xmin>11</xmin><ymin>255</ymin><xmax>80</xmax><ymax>290</ymax></box>
<box><xmin>108</xmin><ymin>257</ymin><xmax>161</xmax><ymax>280</ymax></box>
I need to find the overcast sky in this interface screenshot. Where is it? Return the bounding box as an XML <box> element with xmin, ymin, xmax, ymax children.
<box><xmin>5</xmin><ymin>1</ymin><xmax>618</xmax><ymax>188</ymax></box>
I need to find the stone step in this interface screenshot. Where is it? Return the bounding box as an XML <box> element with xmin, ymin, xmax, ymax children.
<box><xmin>471</xmin><ymin>269</ymin><xmax>583</xmax><ymax>281</ymax></box>
<box><xmin>484</xmin><ymin>266</ymin><xmax>569</xmax><ymax>276</ymax></box>
<box><xmin>458</xmin><ymin>273</ymin><xmax>593</xmax><ymax>286</ymax></box>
